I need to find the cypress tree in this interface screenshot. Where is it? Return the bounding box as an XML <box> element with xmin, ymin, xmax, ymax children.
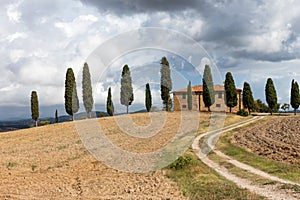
<box><xmin>64</xmin><ymin>68</ymin><xmax>79</xmax><ymax>120</ymax></box>
<box><xmin>107</xmin><ymin>87</ymin><xmax>114</xmax><ymax>116</ymax></box>
<box><xmin>55</xmin><ymin>109</ymin><xmax>58</xmax><ymax>123</ymax></box>
<box><xmin>224</xmin><ymin>72</ymin><xmax>237</xmax><ymax>113</ymax></box>
<box><xmin>202</xmin><ymin>64</ymin><xmax>215</xmax><ymax>111</ymax></box>
<box><xmin>265</xmin><ymin>78</ymin><xmax>277</xmax><ymax>115</ymax></box>
<box><xmin>31</xmin><ymin>91</ymin><xmax>39</xmax><ymax>127</ymax></box>
<box><xmin>187</xmin><ymin>81</ymin><xmax>192</xmax><ymax>111</ymax></box>
<box><xmin>290</xmin><ymin>79</ymin><xmax>300</xmax><ymax>115</ymax></box>
<box><xmin>160</xmin><ymin>57</ymin><xmax>172</xmax><ymax>111</ymax></box>
<box><xmin>145</xmin><ymin>83</ymin><xmax>152</xmax><ymax>112</ymax></box>
<box><xmin>82</xmin><ymin>62</ymin><xmax>94</xmax><ymax>118</ymax></box>
<box><xmin>120</xmin><ymin>64</ymin><xmax>134</xmax><ymax>113</ymax></box>
<box><xmin>242</xmin><ymin>82</ymin><xmax>254</xmax><ymax>114</ymax></box>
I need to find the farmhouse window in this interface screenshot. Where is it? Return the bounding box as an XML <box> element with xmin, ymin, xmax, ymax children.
<box><xmin>218</xmin><ymin>92</ymin><xmax>222</xmax><ymax>99</ymax></box>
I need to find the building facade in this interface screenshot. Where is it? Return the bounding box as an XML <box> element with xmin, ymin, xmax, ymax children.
<box><xmin>173</xmin><ymin>85</ymin><xmax>242</xmax><ymax>112</ymax></box>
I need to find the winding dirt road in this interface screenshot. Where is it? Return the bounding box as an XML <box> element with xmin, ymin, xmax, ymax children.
<box><xmin>192</xmin><ymin>116</ymin><xmax>300</xmax><ymax>200</ymax></box>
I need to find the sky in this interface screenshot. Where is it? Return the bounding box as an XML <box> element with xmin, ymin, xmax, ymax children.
<box><xmin>1</xmin><ymin>0</ymin><xmax>300</xmax><ymax>120</ymax></box>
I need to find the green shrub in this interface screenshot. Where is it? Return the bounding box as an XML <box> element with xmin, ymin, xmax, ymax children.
<box><xmin>100</xmin><ymin>112</ymin><xmax>105</xmax><ymax>117</ymax></box>
<box><xmin>40</xmin><ymin>120</ymin><xmax>51</xmax><ymax>126</ymax></box>
<box><xmin>168</xmin><ymin>155</ymin><xmax>193</xmax><ymax>170</ymax></box>
<box><xmin>237</xmin><ymin>109</ymin><xmax>249</xmax><ymax>117</ymax></box>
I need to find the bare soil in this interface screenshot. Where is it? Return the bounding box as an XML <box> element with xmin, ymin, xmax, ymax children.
<box><xmin>194</xmin><ymin>116</ymin><xmax>300</xmax><ymax>200</ymax></box>
<box><xmin>233</xmin><ymin>115</ymin><xmax>300</xmax><ymax>165</ymax></box>
<box><xmin>0</xmin><ymin>112</ymin><xmax>190</xmax><ymax>199</ymax></box>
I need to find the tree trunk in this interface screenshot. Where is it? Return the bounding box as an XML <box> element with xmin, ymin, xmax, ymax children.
<box><xmin>72</xmin><ymin>114</ymin><xmax>75</xmax><ymax>121</ymax></box>
<box><xmin>294</xmin><ymin>109</ymin><xmax>297</xmax><ymax>115</ymax></box>
<box><xmin>229</xmin><ymin>107</ymin><xmax>232</xmax><ymax>113</ymax></box>
<box><xmin>208</xmin><ymin>106</ymin><xmax>210</xmax><ymax>112</ymax></box>
<box><xmin>248</xmin><ymin>108</ymin><xmax>251</xmax><ymax>115</ymax></box>
<box><xmin>166</xmin><ymin>96</ymin><xmax>169</xmax><ymax>112</ymax></box>
<box><xmin>126</xmin><ymin>105</ymin><xmax>129</xmax><ymax>114</ymax></box>
<box><xmin>35</xmin><ymin>120</ymin><xmax>38</xmax><ymax>127</ymax></box>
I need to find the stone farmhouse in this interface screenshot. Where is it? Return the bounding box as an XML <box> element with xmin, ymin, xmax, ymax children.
<box><xmin>173</xmin><ymin>85</ymin><xmax>243</xmax><ymax>112</ymax></box>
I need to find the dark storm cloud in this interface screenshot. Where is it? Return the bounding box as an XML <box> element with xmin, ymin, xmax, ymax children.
<box><xmin>232</xmin><ymin>50</ymin><xmax>296</xmax><ymax>62</ymax></box>
<box><xmin>80</xmin><ymin>0</ymin><xmax>203</xmax><ymax>14</ymax></box>
<box><xmin>1</xmin><ymin>0</ymin><xmax>300</xmax><ymax>118</ymax></box>
<box><xmin>81</xmin><ymin>0</ymin><xmax>300</xmax><ymax>64</ymax></box>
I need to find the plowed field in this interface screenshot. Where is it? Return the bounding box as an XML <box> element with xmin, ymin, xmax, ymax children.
<box><xmin>233</xmin><ymin>115</ymin><xmax>300</xmax><ymax>165</ymax></box>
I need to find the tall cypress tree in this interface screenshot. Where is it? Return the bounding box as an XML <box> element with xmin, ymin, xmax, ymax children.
<box><xmin>55</xmin><ymin>109</ymin><xmax>58</xmax><ymax>123</ymax></box>
<box><xmin>107</xmin><ymin>87</ymin><xmax>114</xmax><ymax>116</ymax></box>
<box><xmin>243</xmin><ymin>82</ymin><xmax>254</xmax><ymax>114</ymax></box>
<box><xmin>187</xmin><ymin>81</ymin><xmax>192</xmax><ymax>111</ymax></box>
<box><xmin>290</xmin><ymin>79</ymin><xmax>300</xmax><ymax>115</ymax></box>
<box><xmin>145</xmin><ymin>83</ymin><xmax>152</xmax><ymax>112</ymax></box>
<box><xmin>65</xmin><ymin>68</ymin><xmax>79</xmax><ymax>120</ymax></box>
<box><xmin>31</xmin><ymin>91</ymin><xmax>39</xmax><ymax>127</ymax></box>
<box><xmin>160</xmin><ymin>57</ymin><xmax>172</xmax><ymax>111</ymax></box>
<box><xmin>202</xmin><ymin>64</ymin><xmax>215</xmax><ymax>111</ymax></box>
<box><xmin>224</xmin><ymin>72</ymin><xmax>237</xmax><ymax>113</ymax></box>
<box><xmin>120</xmin><ymin>64</ymin><xmax>134</xmax><ymax>113</ymax></box>
<box><xmin>82</xmin><ymin>62</ymin><xmax>94</xmax><ymax>118</ymax></box>
<box><xmin>265</xmin><ymin>78</ymin><xmax>277</xmax><ymax>115</ymax></box>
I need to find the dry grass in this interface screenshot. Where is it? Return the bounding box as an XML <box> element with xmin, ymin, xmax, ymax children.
<box><xmin>0</xmin><ymin>111</ymin><xmax>266</xmax><ymax>199</ymax></box>
<box><xmin>0</xmin><ymin>114</ymin><xmax>188</xmax><ymax>199</ymax></box>
<box><xmin>99</xmin><ymin>112</ymin><xmax>182</xmax><ymax>153</ymax></box>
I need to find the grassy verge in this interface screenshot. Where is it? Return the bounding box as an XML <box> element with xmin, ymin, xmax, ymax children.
<box><xmin>165</xmin><ymin>114</ymin><xmax>263</xmax><ymax>199</ymax></box>
<box><xmin>209</xmin><ymin>152</ymin><xmax>279</xmax><ymax>186</ymax></box>
<box><xmin>223</xmin><ymin>114</ymin><xmax>253</xmax><ymax>127</ymax></box>
<box><xmin>208</xmin><ymin>152</ymin><xmax>300</xmax><ymax>193</ymax></box>
<box><xmin>216</xmin><ymin>127</ymin><xmax>300</xmax><ymax>183</ymax></box>
<box><xmin>165</xmin><ymin>150</ymin><xmax>264</xmax><ymax>200</ymax></box>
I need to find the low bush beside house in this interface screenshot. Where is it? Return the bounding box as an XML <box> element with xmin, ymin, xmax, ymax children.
<box><xmin>237</xmin><ymin>109</ymin><xmax>249</xmax><ymax>117</ymax></box>
<box><xmin>40</xmin><ymin>120</ymin><xmax>51</xmax><ymax>126</ymax></box>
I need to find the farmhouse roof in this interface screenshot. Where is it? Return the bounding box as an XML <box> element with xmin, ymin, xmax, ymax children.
<box><xmin>172</xmin><ymin>85</ymin><xmax>242</xmax><ymax>93</ymax></box>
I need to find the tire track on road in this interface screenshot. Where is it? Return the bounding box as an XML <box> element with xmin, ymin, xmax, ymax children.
<box><xmin>193</xmin><ymin>116</ymin><xmax>300</xmax><ymax>200</ymax></box>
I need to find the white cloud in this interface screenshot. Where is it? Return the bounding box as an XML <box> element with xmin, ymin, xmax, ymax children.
<box><xmin>9</xmin><ymin>49</ymin><xmax>25</xmax><ymax>63</ymax></box>
<box><xmin>247</xmin><ymin>29</ymin><xmax>291</xmax><ymax>53</ymax></box>
<box><xmin>18</xmin><ymin>60</ymin><xmax>60</xmax><ymax>85</ymax></box>
<box><xmin>54</xmin><ymin>14</ymin><xmax>98</xmax><ymax>37</ymax></box>
<box><xmin>0</xmin><ymin>83</ymin><xmax>20</xmax><ymax>92</ymax></box>
<box><xmin>5</xmin><ymin>32</ymin><xmax>28</xmax><ymax>42</ymax></box>
<box><xmin>6</xmin><ymin>1</ymin><xmax>22</xmax><ymax>23</ymax></box>
<box><xmin>1</xmin><ymin>0</ymin><xmax>300</xmax><ymax>119</ymax></box>
<box><xmin>226</xmin><ymin>59</ymin><xmax>300</xmax><ymax>105</ymax></box>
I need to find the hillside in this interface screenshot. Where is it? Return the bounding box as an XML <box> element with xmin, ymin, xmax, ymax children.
<box><xmin>0</xmin><ymin>112</ymin><xmax>190</xmax><ymax>199</ymax></box>
<box><xmin>3</xmin><ymin>111</ymin><xmax>290</xmax><ymax>199</ymax></box>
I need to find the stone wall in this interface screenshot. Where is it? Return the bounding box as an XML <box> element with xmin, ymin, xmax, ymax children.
<box><xmin>173</xmin><ymin>91</ymin><xmax>242</xmax><ymax>113</ymax></box>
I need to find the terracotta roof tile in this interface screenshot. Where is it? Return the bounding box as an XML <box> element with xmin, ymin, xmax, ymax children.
<box><xmin>173</xmin><ymin>85</ymin><xmax>242</xmax><ymax>93</ymax></box>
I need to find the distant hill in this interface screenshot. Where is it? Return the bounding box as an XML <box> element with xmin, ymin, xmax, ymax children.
<box><xmin>0</xmin><ymin>111</ymin><xmax>108</xmax><ymax>132</ymax></box>
<box><xmin>0</xmin><ymin>109</ymin><xmax>150</xmax><ymax>132</ymax></box>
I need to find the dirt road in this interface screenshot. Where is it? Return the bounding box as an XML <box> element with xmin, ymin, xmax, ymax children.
<box><xmin>193</xmin><ymin>116</ymin><xmax>300</xmax><ymax>200</ymax></box>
